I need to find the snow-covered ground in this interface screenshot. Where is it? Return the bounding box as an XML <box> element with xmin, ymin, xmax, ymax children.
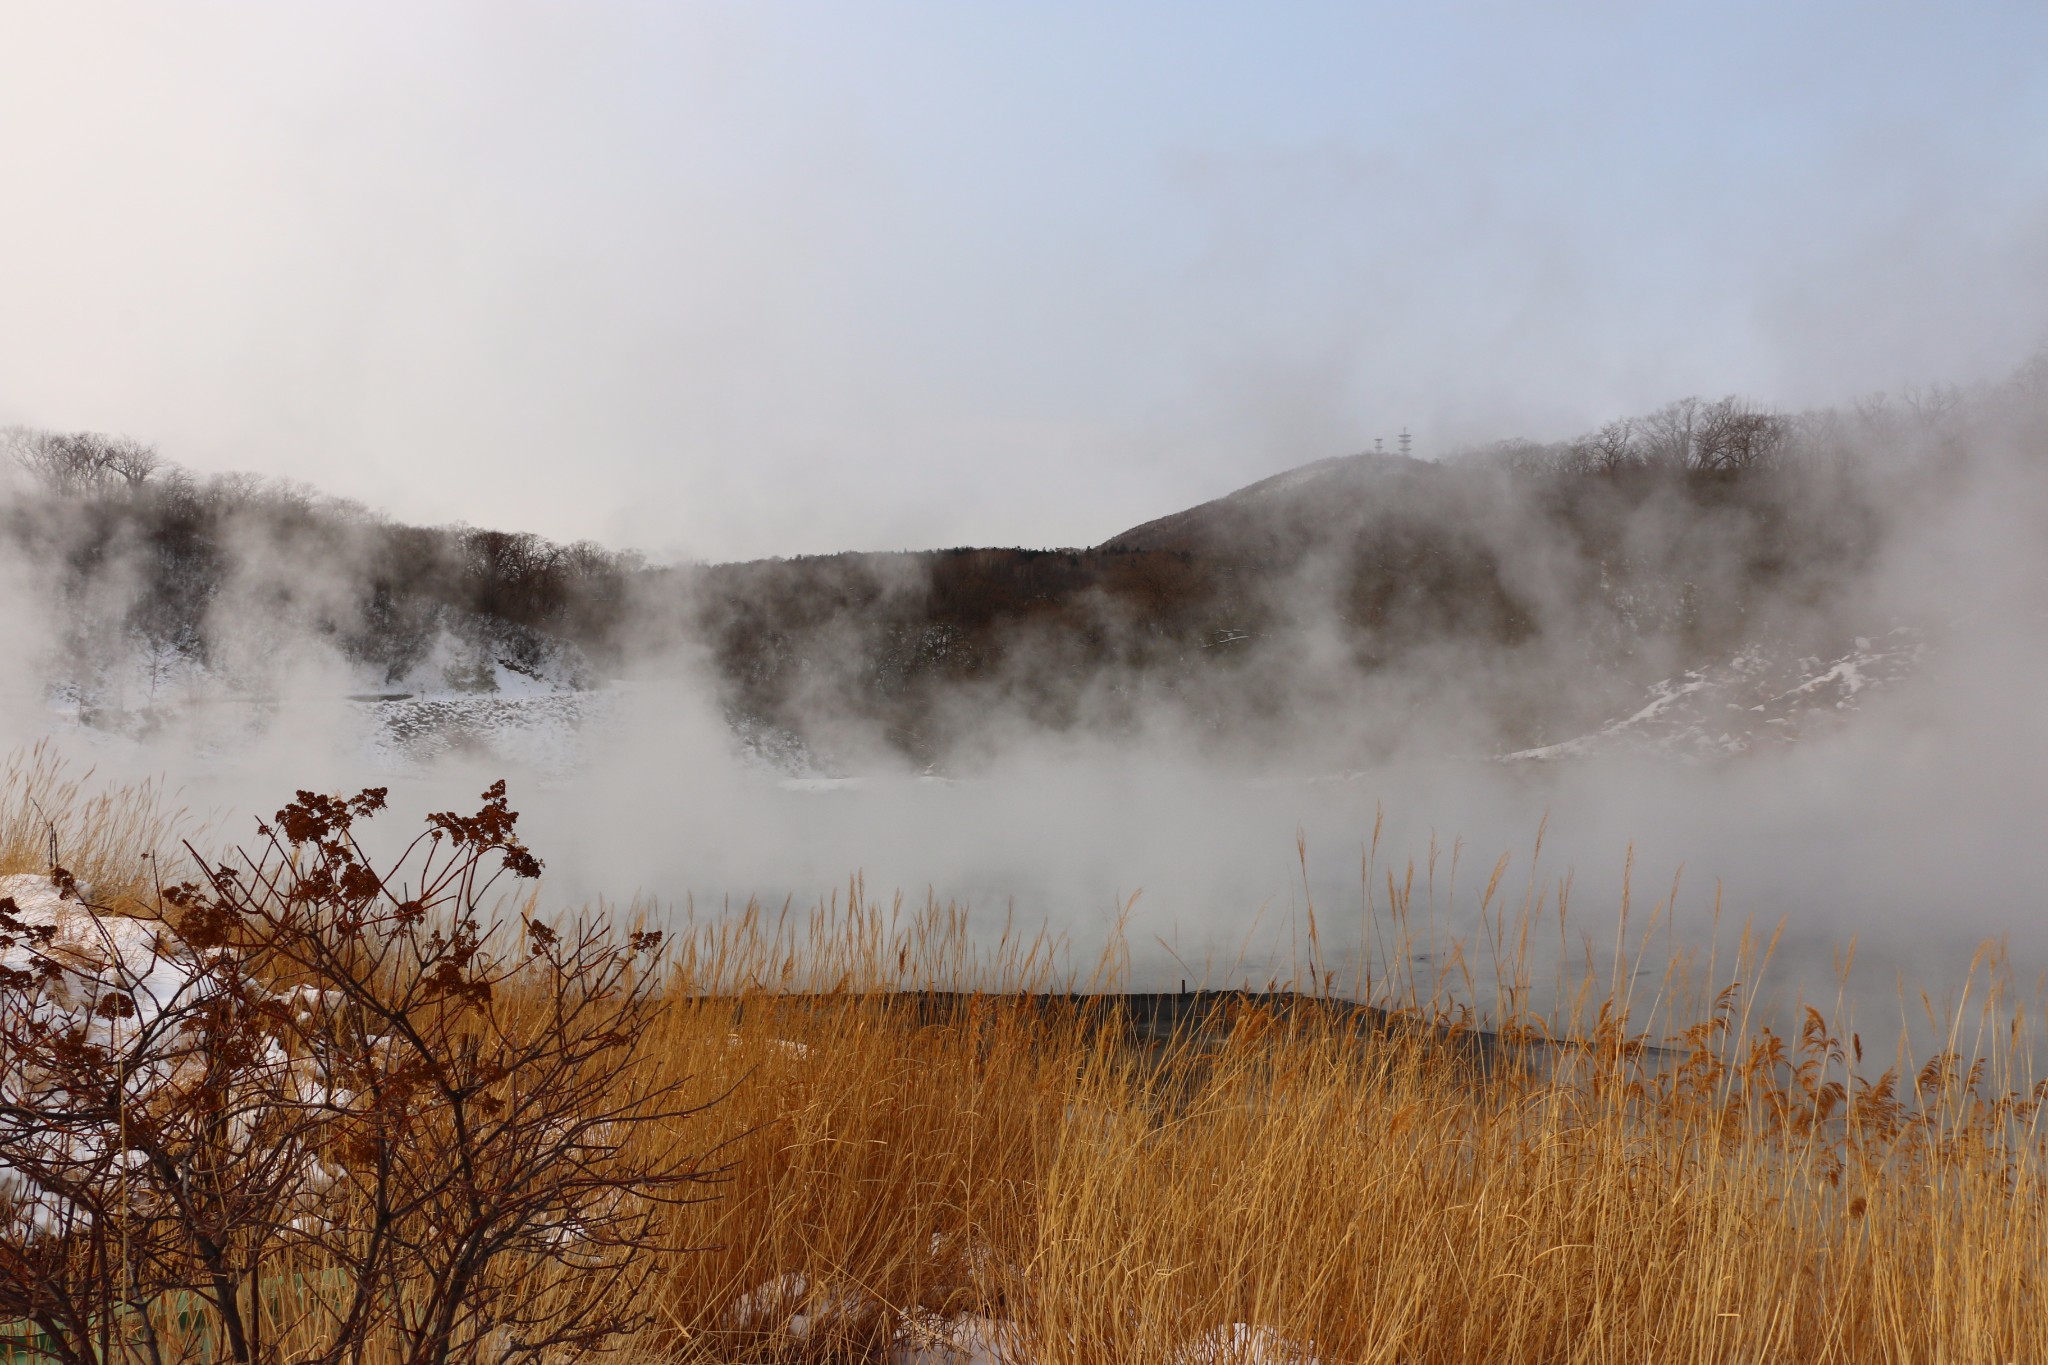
<box><xmin>1500</xmin><ymin>627</ymin><xmax>1926</xmax><ymax>764</ymax></box>
<box><xmin>349</xmin><ymin>686</ymin><xmax>618</xmax><ymax>774</ymax></box>
<box><xmin>33</xmin><ymin>623</ymin><xmax>628</xmax><ymax>776</ymax></box>
<box><xmin>0</xmin><ymin>871</ymin><xmax>211</xmax><ymax>1233</ymax></box>
<box><xmin>0</xmin><ymin>870</ymin><xmax>195</xmax><ymax>1035</ymax></box>
<box><xmin>724</xmin><ymin>1267</ymin><xmax>1317</xmax><ymax>1365</ymax></box>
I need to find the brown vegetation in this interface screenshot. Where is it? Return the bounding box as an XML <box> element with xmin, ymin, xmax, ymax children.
<box><xmin>5</xmin><ymin>764</ymin><xmax>2047</xmax><ymax>1362</ymax></box>
<box><xmin>1</xmin><ymin>766</ymin><xmax>712</xmax><ymax>1365</ymax></box>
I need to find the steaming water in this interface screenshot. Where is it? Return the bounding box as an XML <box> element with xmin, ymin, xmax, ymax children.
<box><xmin>7</xmin><ymin>383</ymin><xmax>2047</xmax><ymax>1032</ymax></box>
<box><xmin>19</xmin><ymin>613</ymin><xmax>2045</xmax><ymax>1033</ymax></box>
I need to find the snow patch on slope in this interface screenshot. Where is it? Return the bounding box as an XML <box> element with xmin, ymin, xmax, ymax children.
<box><xmin>1501</xmin><ymin>628</ymin><xmax>1926</xmax><ymax>764</ymax></box>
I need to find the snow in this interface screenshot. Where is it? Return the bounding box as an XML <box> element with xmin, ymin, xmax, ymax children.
<box><xmin>351</xmin><ymin>688</ymin><xmax>617</xmax><ymax>774</ymax></box>
<box><xmin>725</xmin><ymin>1031</ymin><xmax>812</xmax><ymax>1060</ymax></box>
<box><xmin>887</xmin><ymin>1314</ymin><xmax>1032</xmax><ymax>1365</ymax></box>
<box><xmin>33</xmin><ymin>615</ymin><xmax>631</xmax><ymax>776</ymax></box>
<box><xmin>722</xmin><ymin>1272</ymin><xmax>869</xmax><ymax>1341</ymax></box>
<box><xmin>1</xmin><ymin>876</ymin><xmax>616</xmax><ymax>1253</ymax></box>
<box><xmin>721</xmin><ymin>1265</ymin><xmax>1317</xmax><ymax>1365</ymax></box>
<box><xmin>1171</xmin><ymin>1323</ymin><xmax>1320</xmax><ymax>1365</ymax></box>
<box><xmin>776</xmin><ymin>774</ymin><xmax>957</xmax><ymax>794</ymax></box>
<box><xmin>0</xmin><ymin>872</ymin><xmax>198</xmax><ymax>1042</ymax></box>
<box><xmin>1501</xmin><ymin>628</ymin><xmax>1925</xmax><ymax>764</ymax></box>
<box><xmin>779</xmin><ymin>776</ymin><xmax>870</xmax><ymax>793</ymax></box>
<box><xmin>0</xmin><ymin>873</ymin><xmax>212</xmax><ymax>1233</ymax></box>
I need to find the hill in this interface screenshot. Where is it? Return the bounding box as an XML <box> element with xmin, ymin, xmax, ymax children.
<box><xmin>1097</xmin><ymin>452</ymin><xmax>1426</xmax><ymax>555</ymax></box>
<box><xmin>675</xmin><ymin>432</ymin><xmax>1895</xmax><ymax>768</ymax></box>
<box><xmin>8</xmin><ymin>374</ymin><xmax>2021</xmax><ymax>772</ymax></box>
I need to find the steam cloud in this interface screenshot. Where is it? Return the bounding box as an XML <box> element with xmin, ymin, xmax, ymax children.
<box><xmin>2</xmin><ymin>372</ymin><xmax>2044</xmax><ymax>1031</ymax></box>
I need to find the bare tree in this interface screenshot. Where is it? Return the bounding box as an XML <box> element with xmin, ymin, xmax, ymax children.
<box><xmin>9</xmin><ymin>432</ymin><xmax>160</xmax><ymax>496</ymax></box>
<box><xmin>1692</xmin><ymin>396</ymin><xmax>1788</xmax><ymax>472</ymax></box>
<box><xmin>0</xmin><ymin>862</ymin><xmax>302</xmax><ymax>1365</ymax></box>
<box><xmin>1638</xmin><ymin>397</ymin><xmax>1701</xmax><ymax>470</ymax></box>
<box><xmin>1</xmin><ymin>782</ymin><xmax>718</xmax><ymax>1365</ymax></box>
<box><xmin>1580</xmin><ymin>417</ymin><xmax>1641</xmax><ymax>474</ymax></box>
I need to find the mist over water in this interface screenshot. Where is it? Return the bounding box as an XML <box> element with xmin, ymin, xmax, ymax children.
<box><xmin>9</xmin><ymin>639</ymin><xmax>2043</xmax><ymax>1023</ymax></box>
<box><xmin>4</xmin><ymin>378</ymin><xmax>2045</xmax><ymax>1030</ymax></box>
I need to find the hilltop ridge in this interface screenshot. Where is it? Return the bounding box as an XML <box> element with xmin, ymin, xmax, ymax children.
<box><xmin>1100</xmin><ymin>453</ymin><xmax>1427</xmax><ymax>555</ymax></box>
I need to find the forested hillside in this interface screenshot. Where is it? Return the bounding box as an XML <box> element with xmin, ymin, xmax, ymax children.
<box><xmin>674</xmin><ymin>389</ymin><xmax>1973</xmax><ymax>764</ymax></box>
<box><xmin>5</xmin><ymin>371</ymin><xmax>2031</xmax><ymax>768</ymax></box>
<box><xmin>1</xmin><ymin>428</ymin><xmax>637</xmax><ymax>709</ymax></box>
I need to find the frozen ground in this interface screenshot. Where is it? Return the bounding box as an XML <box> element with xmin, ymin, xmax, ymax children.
<box><xmin>727</xmin><ymin>1266</ymin><xmax>1317</xmax><ymax>1365</ymax></box>
<box><xmin>1500</xmin><ymin>628</ymin><xmax>1927</xmax><ymax>764</ymax></box>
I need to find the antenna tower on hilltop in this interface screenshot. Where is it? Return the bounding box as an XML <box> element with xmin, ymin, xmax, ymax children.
<box><xmin>1398</xmin><ymin>428</ymin><xmax>1412</xmax><ymax>459</ymax></box>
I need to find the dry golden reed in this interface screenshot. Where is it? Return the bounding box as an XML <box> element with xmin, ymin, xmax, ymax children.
<box><xmin>635</xmin><ymin>887</ymin><xmax>2047</xmax><ymax>1365</ymax></box>
<box><xmin>4</xmin><ymin>761</ymin><xmax>2044</xmax><ymax>1365</ymax></box>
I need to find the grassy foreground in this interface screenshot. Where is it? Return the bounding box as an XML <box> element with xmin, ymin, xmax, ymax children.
<box><xmin>4</xmin><ymin>752</ymin><xmax>2045</xmax><ymax>1364</ymax></box>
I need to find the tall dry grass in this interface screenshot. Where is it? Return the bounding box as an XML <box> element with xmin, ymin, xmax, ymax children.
<box><xmin>5</xmin><ymin>759</ymin><xmax>2046</xmax><ymax>1363</ymax></box>
<box><xmin>0</xmin><ymin>742</ymin><xmax>178</xmax><ymax>904</ymax></box>
<box><xmin>634</xmin><ymin>886</ymin><xmax>2048</xmax><ymax>1365</ymax></box>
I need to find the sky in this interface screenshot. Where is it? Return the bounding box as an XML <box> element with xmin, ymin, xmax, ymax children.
<box><xmin>2</xmin><ymin>2</ymin><xmax>2045</xmax><ymax>562</ymax></box>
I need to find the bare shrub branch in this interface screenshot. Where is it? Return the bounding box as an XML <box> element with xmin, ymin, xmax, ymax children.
<box><xmin>0</xmin><ymin>782</ymin><xmax>719</xmax><ymax>1365</ymax></box>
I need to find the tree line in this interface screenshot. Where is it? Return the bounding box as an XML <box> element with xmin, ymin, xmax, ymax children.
<box><xmin>1</xmin><ymin>428</ymin><xmax>640</xmax><ymax>686</ymax></box>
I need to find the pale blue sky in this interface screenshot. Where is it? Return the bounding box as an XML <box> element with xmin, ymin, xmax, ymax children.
<box><xmin>1</xmin><ymin>2</ymin><xmax>2043</xmax><ymax>558</ymax></box>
